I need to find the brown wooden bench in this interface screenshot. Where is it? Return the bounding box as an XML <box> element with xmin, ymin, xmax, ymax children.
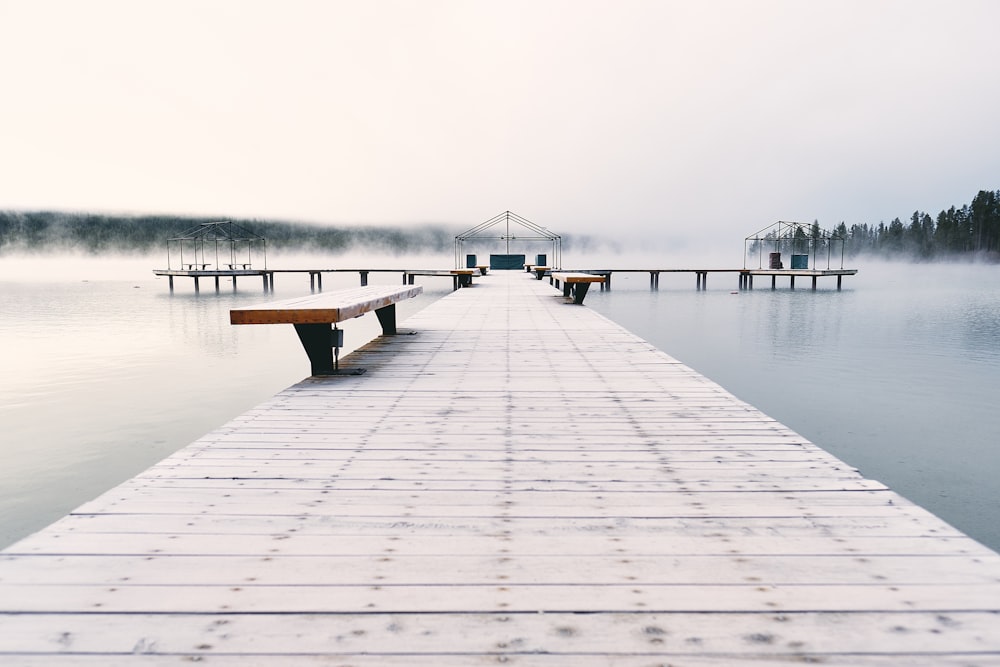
<box><xmin>403</xmin><ymin>269</ymin><xmax>478</xmax><ymax>290</ymax></box>
<box><xmin>451</xmin><ymin>268</ymin><xmax>478</xmax><ymax>287</ymax></box>
<box><xmin>230</xmin><ymin>285</ymin><xmax>423</xmax><ymax>375</ymax></box>
<box><xmin>549</xmin><ymin>272</ymin><xmax>605</xmax><ymax>305</ymax></box>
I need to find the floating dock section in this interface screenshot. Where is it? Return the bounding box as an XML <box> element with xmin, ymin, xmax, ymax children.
<box><xmin>2</xmin><ymin>272</ymin><xmax>999</xmax><ymax>663</ymax></box>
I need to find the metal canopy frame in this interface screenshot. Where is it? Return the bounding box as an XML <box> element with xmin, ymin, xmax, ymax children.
<box><xmin>744</xmin><ymin>220</ymin><xmax>846</xmax><ymax>270</ymax></box>
<box><xmin>454</xmin><ymin>211</ymin><xmax>562</xmax><ymax>268</ymax></box>
<box><xmin>166</xmin><ymin>221</ymin><xmax>267</xmax><ymax>270</ymax></box>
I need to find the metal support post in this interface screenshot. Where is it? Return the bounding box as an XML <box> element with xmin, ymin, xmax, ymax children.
<box><xmin>375</xmin><ymin>304</ymin><xmax>397</xmax><ymax>335</ymax></box>
<box><xmin>293</xmin><ymin>323</ymin><xmax>336</xmax><ymax>376</ymax></box>
<box><xmin>572</xmin><ymin>282</ymin><xmax>591</xmax><ymax>305</ymax></box>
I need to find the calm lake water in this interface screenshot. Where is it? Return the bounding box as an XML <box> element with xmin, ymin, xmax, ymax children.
<box><xmin>1</xmin><ymin>253</ymin><xmax>999</xmax><ymax>551</ymax></box>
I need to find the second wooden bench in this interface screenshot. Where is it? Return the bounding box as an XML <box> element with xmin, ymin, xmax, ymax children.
<box><xmin>548</xmin><ymin>272</ymin><xmax>605</xmax><ymax>305</ymax></box>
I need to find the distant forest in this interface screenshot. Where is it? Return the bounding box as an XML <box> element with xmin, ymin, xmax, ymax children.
<box><xmin>831</xmin><ymin>189</ymin><xmax>1000</xmax><ymax>259</ymax></box>
<box><xmin>1</xmin><ymin>189</ymin><xmax>998</xmax><ymax>260</ymax></box>
<box><xmin>0</xmin><ymin>213</ymin><xmax>459</xmax><ymax>256</ymax></box>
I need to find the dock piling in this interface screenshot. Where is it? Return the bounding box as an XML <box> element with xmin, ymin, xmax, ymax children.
<box><xmin>155</xmin><ymin>266</ymin><xmax>856</xmax><ymax>294</ymax></box>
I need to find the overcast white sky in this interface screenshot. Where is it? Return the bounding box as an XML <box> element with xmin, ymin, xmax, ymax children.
<box><xmin>1</xmin><ymin>0</ymin><xmax>998</xmax><ymax>246</ymax></box>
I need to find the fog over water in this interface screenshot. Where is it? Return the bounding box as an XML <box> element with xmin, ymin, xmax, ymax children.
<box><xmin>1</xmin><ymin>252</ymin><xmax>998</xmax><ymax>552</ymax></box>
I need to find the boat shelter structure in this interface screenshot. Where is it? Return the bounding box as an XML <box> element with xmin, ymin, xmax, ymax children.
<box><xmin>455</xmin><ymin>211</ymin><xmax>561</xmax><ymax>270</ymax></box>
<box><xmin>744</xmin><ymin>220</ymin><xmax>847</xmax><ymax>270</ymax></box>
<box><xmin>165</xmin><ymin>221</ymin><xmax>267</xmax><ymax>271</ymax></box>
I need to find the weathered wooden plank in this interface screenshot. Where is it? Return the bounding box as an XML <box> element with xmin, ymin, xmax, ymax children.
<box><xmin>1</xmin><ymin>612</ymin><xmax>999</xmax><ymax>656</ymax></box>
<box><xmin>3</xmin><ymin>554</ymin><xmax>997</xmax><ymax>587</ymax></box>
<box><xmin>77</xmin><ymin>487</ymin><xmax>905</xmax><ymax>512</ymax></box>
<box><xmin>11</xmin><ymin>511</ymin><xmax>970</xmax><ymax>542</ymax></box>
<box><xmin>113</xmin><ymin>476</ymin><xmax>885</xmax><ymax>493</ymax></box>
<box><xmin>70</xmin><ymin>491</ymin><xmax>917</xmax><ymax>517</ymax></box>
<box><xmin>4</xmin><ymin>582</ymin><xmax>1000</xmax><ymax>614</ymax></box>
<box><xmin>0</xmin><ymin>657</ymin><xmax>988</xmax><ymax>667</ymax></box>
<box><xmin>8</xmin><ymin>531</ymin><xmax>990</xmax><ymax>557</ymax></box>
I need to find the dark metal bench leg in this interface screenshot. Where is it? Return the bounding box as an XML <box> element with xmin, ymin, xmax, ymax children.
<box><xmin>573</xmin><ymin>282</ymin><xmax>591</xmax><ymax>305</ymax></box>
<box><xmin>375</xmin><ymin>303</ymin><xmax>397</xmax><ymax>335</ymax></box>
<box><xmin>293</xmin><ymin>323</ymin><xmax>336</xmax><ymax>375</ymax></box>
<box><xmin>562</xmin><ymin>282</ymin><xmax>572</xmax><ymax>298</ymax></box>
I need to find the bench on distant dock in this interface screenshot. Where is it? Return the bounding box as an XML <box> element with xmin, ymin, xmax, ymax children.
<box><xmin>549</xmin><ymin>272</ymin><xmax>605</xmax><ymax>305</ymax></box>
<box><xmin>532</xmin><ymin>266</ymin><xmax>551</xmax><ymax>280</ymax></box>
<box><xmin>452</xmin><ymin>268</ymin><xmax>478</xmax><ymax>287</ymax></box>
<box><xmin>403</xmin><ymin>269</ymin><xmax>478</xmax><ymax>290</ymax></box>
<box><xmin>230</xmin><ymin>285</ymin><xmax>423</xmax><ymax>375</ymax></box>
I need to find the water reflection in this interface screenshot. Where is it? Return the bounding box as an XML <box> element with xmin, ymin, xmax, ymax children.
<box><xmin>585</xmin><ymin>262</ymin><xmax>1000</xmax><ymax>551</ymax></box>
<box><xmin>0</xmin><ymin>255</ymin><xmax>452</xmax><ymax>547</ymax></box>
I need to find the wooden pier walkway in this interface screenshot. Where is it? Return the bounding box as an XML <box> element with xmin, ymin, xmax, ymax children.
<box><xmin>2</xmin><ymin>271</ymin><xmax>999</xmax><ymax>664</ymax></box>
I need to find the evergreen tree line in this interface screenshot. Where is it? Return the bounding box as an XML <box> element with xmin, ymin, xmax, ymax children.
<box><xmin>0</xmin><ymin>212</ymin><xmax>459</xmax><ymax>256</ymax></box>
<box><xmin>829</xmin><ymin>189</ymin><xmax>1000</xmax><ymax>259</ymax></box>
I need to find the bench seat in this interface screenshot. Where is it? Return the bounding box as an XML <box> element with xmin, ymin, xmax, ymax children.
<box><xmin>231</xmin><ymin>285</ymin><xmax>423</xmax><ymax>374</ymax></box>
<box><xmin>549</xmin><ymin>272</ymin><xmax>605</xmax><ymax>305</ymax></box>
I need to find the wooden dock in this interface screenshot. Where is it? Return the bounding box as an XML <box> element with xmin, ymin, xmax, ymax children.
<box><xmin>153</xmin><ymin>267</ymin><xmax>484</xmax><ymax>293</ymax></box>
<box><xmin>155</xmin><ymin>265</ymin><xmax>858</xmax><ymax>293</ymax></box>
<box><xmin>2</xmin><ymin>271</ymin><xmax>999</xmax><ymax>664</ymax></box>
<box><xmin>557</xmin><ymin>268</ymin><xmax>858</xmax><ymax>291</ymax></box>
